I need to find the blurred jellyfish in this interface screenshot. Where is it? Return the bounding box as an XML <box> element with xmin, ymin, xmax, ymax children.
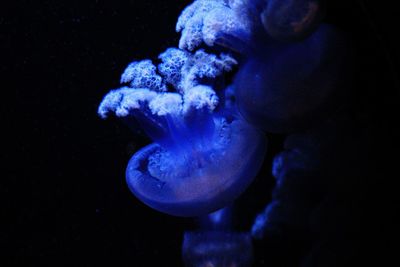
<box><xmin>182</xmin><ymin>231</ymin><xmax>253</xmax><ymax>267</ymax></box>
<box><xmin>183</xmin><ymin>207</ymin><xmax>253</xmax><ymax>267</ymax></box>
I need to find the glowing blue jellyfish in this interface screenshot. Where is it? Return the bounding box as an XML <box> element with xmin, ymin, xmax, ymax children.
<box><xmin>98</xmin><ymin>48</ymin><xmax>266</xmax><ymax>216</ymax></box>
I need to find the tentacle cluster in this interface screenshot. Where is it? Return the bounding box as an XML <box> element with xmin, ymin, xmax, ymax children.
<box><xmin>176</xmin><ymin>0</ymin><xmax>261</xmax><ymax>51</ymax></box>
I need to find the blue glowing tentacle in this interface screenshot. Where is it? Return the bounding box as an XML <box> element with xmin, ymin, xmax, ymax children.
<box><xmin>129</xmin><ymin>108</ymin><xmax>171</xmax><ymax>148</ymax></box>
<box><xmin>162</xmin><ymin>113</ymin><xmax>196</xmax><ymax>159</ymax></box>
<box><xmin>182</xmin><ymin>85</ymin><xmax>219</xmax><ymax>151</ymax></box>
<box><xmin>183</xmin><ymin>108</ymin><xmax>216</xmax><ymax>153</ymax></box>
<box><xmin>176</xmin><ymin>0</ymin><xmax>256</xmax><ymax>52</ymax></box>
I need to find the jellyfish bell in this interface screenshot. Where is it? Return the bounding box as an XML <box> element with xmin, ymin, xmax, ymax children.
<box><xmin>233</xmin><ymin>24</ymin><xmax>352</xmax><ymax>133</ymax></box>
<box><xmin>126</xmin><ymin>114</ymin><xmax>267</xmax><ymax>217</ymax></box>
<box><xmin>261</xmin><ymin>0</ymin><xmax>326</xmax><ymax>42</ymax></box>
<box><xmin>99</xmin><ymin>84</ymin><xmax>267</xmax><ymax>217</ymax></box>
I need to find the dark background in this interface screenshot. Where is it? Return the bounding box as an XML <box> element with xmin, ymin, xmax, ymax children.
<box><xmin>3</xmin><ymin>0</ymin><xmax>399</xmax><ymax>266</ymax></box>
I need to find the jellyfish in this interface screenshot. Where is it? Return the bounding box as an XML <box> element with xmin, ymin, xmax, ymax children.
<box><xmin>98</xmin><ymin>48</ymin><xmax>267</xmax><ymax>217</ymax></box>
